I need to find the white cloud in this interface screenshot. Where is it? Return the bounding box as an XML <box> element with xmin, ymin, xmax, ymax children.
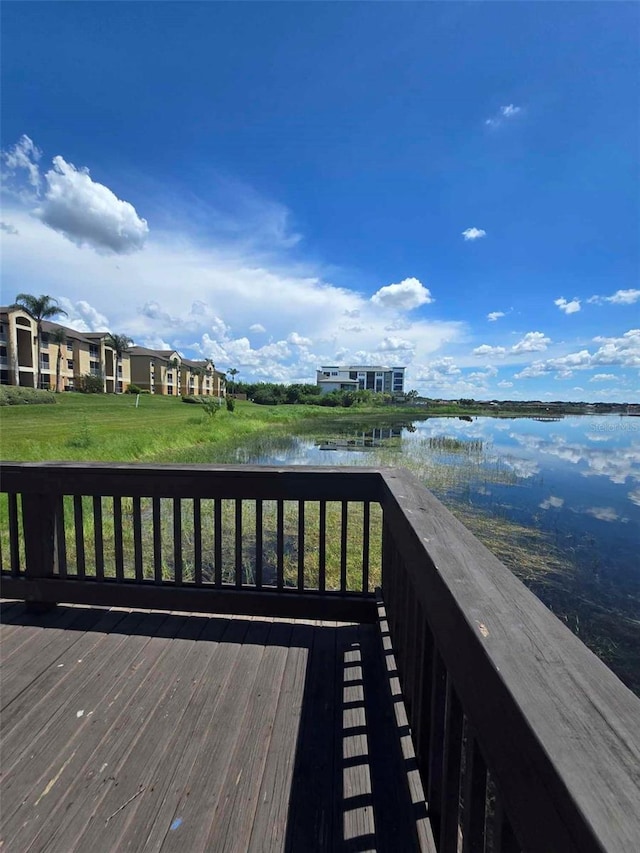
<box><xmin>370</xmin><ymin>277</ymin><xmax>433</xmax><ymax>311</ymax></box>
<box><xmin>2</xmin><ymin>136</ymin><xmax>148</xmax><ymax>254</ymax></box>
<box><xmin>57</xmin><ymin>297</ymin><xmax>110</xmax><ymax>332</ymax></box>
<box><xmin>629</xmin><ymin>488</ymin><xmax>640</xmax><ymax>507</ymax></box>
<box><xmin>511</xmin><ymin>331</ymin><xmax>551</xmax><ymax>353</ymax></box>
<box><xmin>287</xmin><ymin>331</ymin><xmax>312</xmax><ymax>347</ymax></box>
<box><xmin>487</xmin><ymin>311</ymin><xmax>505</xmax><ymax>322</ymax></box>
<box><xmin>2</xmin><ymin>134</ymin><xmax>42</xmax><ymax>191</ymax></box>
<box><xmin>472</xmin><ymin>344</ymin><xmax>507</xmax><ymax>357</ymax></box>
<box><xmin>539</xmin><ymin>496</ymin><xmax>564</xmax><ymax>510</ymax></box>
<box><xmin>379</xmin><ymin>336</ymin><xmax>414</xmax><ymax>352</ymax></box>
<box><xmin>514</xmin><ymin>331</ymin><xmax>640</xmax><ymax>381</ymax></box>
<box><xmin>36</xmin><ymin>156</ymin><xmax>148</xmax><ymax>254</ymax></box>
<box><xmin>249</xmin><ymin>323</ymin><xmax>266</xmax><ymax>333</ymax></box>
<box><xmin>485</xmin><ymin>105</ymin><xmax>522</xmax><ymax>127</ymax></box>
<box><xmin>462</xmin><ymin>227</ymin><xmax>486</xmax><ymax>241</ymax></box>
<box><xmin>497</xmin><ymin>380</ymin><xmax>513</xmax><ymax>388</ymax></box>
<box><xmin>1</xmin><ymin>207</ymin><xmax>464</xmax><ymax>386</ymax></box>
<box><xmin>0</xmin><ymin>221</ymin><xmax>19</xmax><ymax>235</ymax></box>
<box><xmin>588</xmin><ymin>289</ymin><xmax>640</xmax><ymax>306</ymax></box>
<box><xmin>589</xmin><ymin>373</ymin><xmax>616</xmax><ymax>382</ymax></box>
<box><xmin>554</xmin><ymin>297</ymin><xmax>581</xmax><ymax>315</ymax></box>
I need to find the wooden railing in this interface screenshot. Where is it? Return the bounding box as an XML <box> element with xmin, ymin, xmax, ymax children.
<box><xmin>1</xmin><ymin>462</ymin><xmax>639</xmax><ymax>852</ymax></box>
<box><xmin>0</xmin><ymin>463</ymin><xmax>382</xmax><ymax>622</ymax></box>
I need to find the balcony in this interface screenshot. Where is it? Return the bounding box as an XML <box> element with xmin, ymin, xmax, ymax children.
<box><xmin>1</xmin><ymin>463</ymin><xmax>639</xmax><ymax>853</ymax></box>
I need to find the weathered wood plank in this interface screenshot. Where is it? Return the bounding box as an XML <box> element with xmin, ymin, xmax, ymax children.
<box><xmin>246</xmin><ymin>622</ymin><xmax>312</xmax><ymax>853</ymax></box>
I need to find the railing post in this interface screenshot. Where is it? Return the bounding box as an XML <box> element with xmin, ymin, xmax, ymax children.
<box><xmin>22</xmin><ymin>492</ymin><xmax>58</xmax><ymax>612</ymax></box>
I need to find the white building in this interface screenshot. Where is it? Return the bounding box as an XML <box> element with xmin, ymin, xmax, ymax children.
<box><xmin>316</xmin><ymin>365</ymin><xmax>405</xmax><ymax>395</ymax></box>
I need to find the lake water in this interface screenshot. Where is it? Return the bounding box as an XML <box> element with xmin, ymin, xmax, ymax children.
<box><xmin>215</xmin><ymin>413</ymin><xmax>640</xmax><ymax>686</ymax></box>
<box><xmin>222</xmin><ymin>414</ymin><xmax>640</xmax><ymax>588</ymax></box>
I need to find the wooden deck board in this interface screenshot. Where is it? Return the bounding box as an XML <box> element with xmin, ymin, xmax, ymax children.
<box><xmin>0</xmin><ymin>603</ymin><xmax>429</xmax><ymax>853</ymax></box>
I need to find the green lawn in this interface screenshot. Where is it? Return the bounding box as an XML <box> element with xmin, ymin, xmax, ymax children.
<box><xmin>0</xmin><ymin>394</ymin><xmax>336</xmax><ymax>462</ymax></box>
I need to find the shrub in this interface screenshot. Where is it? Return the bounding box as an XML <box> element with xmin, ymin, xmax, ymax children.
<box><xmin>126</xmin><ymin>383</ymin><xmax>144</xmax><ymax>394</ymax></box>
<box><xmin>226</xmin><ymin>396</ymin><xmax>235</xmax><ymax>412</ymax></box>
<box><xmin>0</xmin><ymin>386</ymin><xmax>57</xmax><ymax>406</ymax></box>
<box><xmin>75</xmin><ymin>373</ymin><xmax>104</xmax><ymax>393</ymax></box>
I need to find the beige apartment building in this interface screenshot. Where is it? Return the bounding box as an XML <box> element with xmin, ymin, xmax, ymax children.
<box><xmin>0</xmin><ymin>307</ymin><xmax>131</xmax><ymax>393</ymax></box>
<box><xmin>128</xmin><ymin>348</ymin><xmax>226</xmax><ymax>397</ymax></box>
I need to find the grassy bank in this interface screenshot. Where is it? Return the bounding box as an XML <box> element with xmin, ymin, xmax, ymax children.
<box><xmin>0</xmin><ymin>394</ymin><xmax>353</xmax><ymax>462</ymax></box>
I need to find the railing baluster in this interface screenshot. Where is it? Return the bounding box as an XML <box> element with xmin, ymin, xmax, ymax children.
<box><xmin>235</xmin><ymin>498</ymin><xmax>242</xmax><ymax>587</ymax></box>
<box><xmin>214</xmin><ymin>498</ymin><xmax>222</xmax><ymax>587</ymax></box>
<box><xmin>462</xmin><ymin>726</ymin><xmax>488</xmax><ymax>853</ymax></box>
<box><xmin>54</xmin><ymin>496</ymin><xmax>67</xmax><ymax>578</ymax></box>
<box><xmin>152</xmin><ymin>496</ymin><xmax>162</xmax><ymax>584</ymax></box>
<box><xmin>318</xmin><ymin>500</ymin><xmax>326</xmax><ymax>593</ymax></box>
<box><xmin>255</xmin><ymin>499</ymin><xmax>263</xmax><ymax>588</ymax></box>
<box><xmin>276</xmin><ymin>498</ymin><xmax>284</xmax><ymax>590</ymax></box>
<box><xmin>174</xmin><ymin>497</ymin><xmax>183</xmax><ymax>585</ymax></box>
<box><xmin>493</xmin><ymin>788</ymin><xmax>520</xmax><ymax>853</ymax></box>
<box><xmin>132</xmin><ymin>496</ymin><xmax>143</xmax><ymax>581</ymax></box>
<box><xmin>440</xmin><ymin>679</ymin><xmax>464</xmax><ymax>853</ymax></box>
<box><xmin>73</xmin><ymin>495</ymin><xmax>85</xmax><ymax>579</ymax></box>
<box><xmin>8</xmin><ymin>493</ymin><xmax>20</xmax><ymax>576</ymax></box>
<box><xmin>416</xmin><ymin>615</ymin><xmax>434</xmax><ymax>770</ymax></box>
<box><xmin>193</xmin><ymin>498</ymin><xmax>202</xmax><ymax>585</ymax></box>
<box><xmin>362</xmin><ymin>501</ymin><xmax>370</xmax><ymax>593</ymax></box>
<box><xmin>113</xmin><ymin>496</ymin><xmax>124</xmax><ymax>582</ymax></box>
<box><xmin>428</xmin><ymin>648</ymin><xmax>447</xmax><ymax>842</ymax></box>
<box><xmin>340</xmin><ymin>500</ymin><xmax>348</xmax><ymax>592</ymax></box>
<box><xmin>93</xmin><ymin>496</ymin><xmax>104</xmax><ymax>581</ymax></box>
<box><xmin>297</xmin><ymin>500</ymin><xmax>305</xmax><ymax>591</ymax></box>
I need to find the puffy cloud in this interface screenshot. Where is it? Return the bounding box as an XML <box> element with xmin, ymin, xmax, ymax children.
<box><xmin>497</xmin><ymin>380</ymin><xmax>513</xmax><ymax>388</ymax></box>
<box><xmin>515</xmin><ymin>331</ymin><xmax>640</xmax><ymax>379</ymax></box>
<box><xmin>35</xmin><ymin>156</ymin><xmax>148</xmax><ymax>254</ymax></box>
<box><xmin>485</xmin><ymin>105</ymin><xmax>522</xmax><ymax>127</ymax></box>
<box><xmin>462</xmin><ymin>227</ymin><xmax>486</xmax><ymax>241</ymax></box>
<box><xmin>588</xmin><ymin>289</ymin><xmax>640</xmax><ymax>306</ymax></box>
<box><xmin>2</xmin><ymin>136</ymin><xmax>148</xmax><ymax>254</ymax></box>
<box><xmin>472</xmin><ymin>344</ymin><xmax>507</xmax><ymax>357</ymax></box>
<box><xmin>370</xmin><ymin>277</ymin><xmax>433</xmax><ymax>311</ymax></box>
<box><xmin>287</xmin><ymin>331</ymin><xmax>312</xmax><ymax>347</ymax></box>
<box><xmin>378</xmin><ymin>336</ymin><xmax>414</xmax><ymax>352</ymax></box>
<box><xmin>2</xmin><ymin>134</ymin><xmax>42</xmax><ymax>191</ymax></box>
<box><xmin>511</xmin><ymin>331</ymin><xmax>551</xmax><ymax>353</ymax></box>
<box><xmin>249</xmin><ymin>323</ymin><xmax>266</xmax><ymax>333</ymax></box>
<box><xmin>57</xmin><ymin>297</ymin><xmax>110</xmax><ymax>332</ymax></box>
<box><xmin>414</xmin><ymin>358</ymin><xmax>461</xmax><ymax>380</ymax></box>
<box><xmin>487</xmin><ymin>311</ymin><xmax>505</xmax><ymax>322</ymax></box>
<box><xmin>590</xmin><ymin>373</ymin><xmax>616</xmax><ymax>382</ymax></box>
<box><xmin>554</xmin><ymin>297</ymin><xmax>581</xmax><ymax>315</ymax></box>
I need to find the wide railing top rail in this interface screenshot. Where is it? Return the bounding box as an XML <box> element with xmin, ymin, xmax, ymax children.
<box><xmin>380</xmin><ymin>466</ymin><xmax>640</xmax><ymax>853</ymax></box>
<box><xmin>0</xmin><ymin>461</ymin><xmax>386</xmax><ymax>502</ymax></box>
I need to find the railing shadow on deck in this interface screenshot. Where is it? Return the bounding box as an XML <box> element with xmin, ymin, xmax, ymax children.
<box><xmin>0</xmin><ymin>601</ymin><xmax>428</xmax><ymax>852</ymax></box>
<box><xmin>2</xmin><ymin>462</ymin><xmax>640</xmax><ymax>853</ymax></box>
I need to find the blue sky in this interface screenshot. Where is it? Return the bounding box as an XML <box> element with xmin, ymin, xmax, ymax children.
<box><xmin>1</xmin><ymin>2</ymin><xmax>638</xmax><ymax>400</ymax></box>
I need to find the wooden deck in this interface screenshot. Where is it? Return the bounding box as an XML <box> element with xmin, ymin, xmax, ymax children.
<box><xmin>0</xmin><ymin>600</ymin><xmax>432</xmax><ymax>853</ymax></box>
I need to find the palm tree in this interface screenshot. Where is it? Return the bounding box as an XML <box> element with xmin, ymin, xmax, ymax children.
<box><xmin>227</xmin><ymin>367</ymin><xmax>239</xmax><ymax>397</ymax></box>
<box><xmin>10</xmin><ymin>294</ymin><xmax>67</xmax><ymax>389</ymax></box>
<box><xmin>105</xmin><ymin>333</ymin><xmax>133</xmax><ymax>393</ymax></box>
<box><xmin>51</xmin><ymin>327</ymin><xmax>67</xmax><ymax>393</ymax></box>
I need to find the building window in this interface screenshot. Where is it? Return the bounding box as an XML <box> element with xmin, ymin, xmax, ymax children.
<box><xmin>40</xmin><ymin>353</ymin><xmax>50</xmax><ymax>370</ymax></box>
<box><xmin>67</xmin><ymin>359</ymin><xmax>74</xmax><ymax>371</ymax></box>
<box><xmin>89</xmin><ymin>345</ymin><xmax>99</xmax><ymax>359</ymax></box>
<box><xmin>40</xmin><ymin>333</ymin><xmax>49</xmax><ymax>349</ymax></box>
<box><xmin>67</xmin><ymin>339</ymin><xmax>74</xmax><ymax>351</ymax></box>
